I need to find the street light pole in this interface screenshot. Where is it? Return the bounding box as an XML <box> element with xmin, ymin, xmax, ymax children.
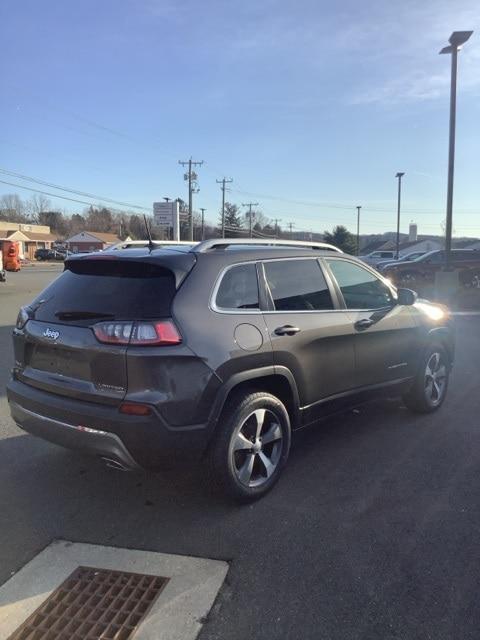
<box><xmin>440</xmin><ymin>30</ymin><xmax>473</xmax><ymax>269</ymax></box>
<box><xmin>395</xmin><ymin>172</ymin><xmax>405</xmax><ymax>259</ymax></box>
<box><xmin>356</xmin><ymin>206</ymin><xmax>361</xmax><ymax>256</ymax></box>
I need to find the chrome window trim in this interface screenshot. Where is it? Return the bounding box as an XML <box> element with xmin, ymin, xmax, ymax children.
<box><xmin>210</xmin><ymin>256</ymin><xmax>341</xmax><ymax>315</ymax></box>
<box><xmin>262</xmin><ymin>256</ymin><xmax>338</xmax><ymax>314</ymax></box>
<box><xmin>323</xmin><ymin>256</ymin><xmax>399</xmax><ymax>313</ymax></box>
<box><xmin>210</xmin><ymin>260</ymin><xmax>263</xmax><ymax>315</ymax></box>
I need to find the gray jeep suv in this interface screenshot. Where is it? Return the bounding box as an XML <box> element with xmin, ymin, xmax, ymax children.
<box><xmin>8</xmin><ymin>239</ymin><xmax>454</xmax><ymax>500</ymax></box>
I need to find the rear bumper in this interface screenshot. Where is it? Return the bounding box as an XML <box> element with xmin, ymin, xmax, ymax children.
<box><xmin>10</xmin><ymin>401</ymin><xmax>140</xmax><ymax>470</ymax></box>
<box><xmin>7</xmin><ymin>379</ymin><xmax>212</xmax><ymax>470</ymax></box>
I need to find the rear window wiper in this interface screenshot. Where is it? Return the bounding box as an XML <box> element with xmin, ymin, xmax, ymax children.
<box><xmin>55</xmin><ymin>311</ymin><xmax>115</xmax><ymax>321</ymax></box>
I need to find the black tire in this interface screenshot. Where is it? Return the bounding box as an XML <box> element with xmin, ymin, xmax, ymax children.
<box><xmin>209</xmin><ymin>391</ymin><xmax>291</xmax><ymax>502</ymax></box>
<box><xmin>402</xmin><ymin>344</ymin><xmax>450</xmax><ymax>413</ymax></box>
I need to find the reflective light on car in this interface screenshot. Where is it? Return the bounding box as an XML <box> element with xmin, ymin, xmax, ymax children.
<box><xmin>415</xmin><ymin>302</ymin><xmax>445</xmax><ymax>321</ymax></box>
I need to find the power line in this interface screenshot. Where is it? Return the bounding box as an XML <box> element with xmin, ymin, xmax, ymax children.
<box><xmin>0</xmin><ymin>167</ymin><xmax>150</xmax><ymax>212</ymax></box>
<box><xmin>231</xmin><ymin>188</ymin><xmax>478</xmax><ymax>215</ymax></box>
<box><xmin>0</xmin><ymin>178</ymin><xmax>146</xmax><ymax>212</ymax></box>
<box><xmin>216</xmin><ymin>177</ymin><xmax>233</xmax><ymax>238</ymax></box>
<box><xmin>179</xmin><ymin>158</ymin><xmax>203</xmax><ymax>241</ymax></box>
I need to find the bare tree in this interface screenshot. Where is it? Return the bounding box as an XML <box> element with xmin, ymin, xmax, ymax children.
<box><xmin>27</xmin><ymin>194</ymin><xmax>52</xmax><ymax>221</ymax></box>
<box><xmin>0</xmin><ymin>194</ymin><xmax>27</xmax><ymax>222</ymax></box>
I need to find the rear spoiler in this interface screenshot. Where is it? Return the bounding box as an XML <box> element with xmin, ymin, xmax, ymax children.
<box><xmin>65</xmin><ymin>251</ymin><xmax>197</xmax><ymax>289</ymax></box>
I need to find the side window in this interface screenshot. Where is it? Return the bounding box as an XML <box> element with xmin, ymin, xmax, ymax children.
<box><xmin>264</xmin><ymin>259</ymin><xmax>334</xmax><ymax>311</ymax></box>
<box><xmin>326</xmin><ymin>259</ymin><xmax>394</xmax><ymax>310</ymax></box>
<box><xmin>215</xmin><ymin>263</ymin><xmax>259</xmax><ymax>310</ymax></box>
<box><xmin>427</xmin><ymin>251</ymin><xmax>444</xmax><ymax>264</ymax></box>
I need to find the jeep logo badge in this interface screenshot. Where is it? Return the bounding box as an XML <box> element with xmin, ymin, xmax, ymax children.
<box><xmin>43</xmin><ymin>328</ymin><xmax>60</xmax><ymax>341</ymax></box>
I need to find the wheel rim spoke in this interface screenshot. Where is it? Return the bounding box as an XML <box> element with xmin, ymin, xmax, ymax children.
<box><xmin>430</xmin><ymin>353</ymin><xmax>439</xmax><ymax>372</ymax></box>
<box><xmin>433</xmin><ymin>380</ymin><xmax>441</xmax><ymax>399</ymax></box>
<box><xmin>436</xmin><ymin>365</ymin><xmax>447</xmax><ymax>381</ymax></box>
<box><xmin>257</xmin><ymin>451</ymin><xmax>275</xmax><ymax>478</ymax></box>
<box><xmin>253</xmin><ymin>409</ymin><xmax>266</xmax><ymax>438</ymax></box>
<box><xmin>261</xmin><ymin>422</ymin><xmax>282</xmax><ymax>446</ymax></box>
<box><xmin>425</xmin><ymin>379</ymin><xmax>434</xmax><ymax>398</ymax></box>
<box><xmin>234</xmin><ymin>432</ymin><xmax>253</xmax><ymax>452</ymax></box>
<box><xmin>238</xmin><ymin>453</ymin><xmax>255</xmax><ymax>485</ymax></box>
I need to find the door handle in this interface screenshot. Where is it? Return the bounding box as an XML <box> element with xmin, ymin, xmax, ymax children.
<box><xmin>274</xmin><ymin>325</ymin><xmax>301</xmax><ymax>336</ymax></box>
<box><xmin>354</xmin><ymin>318</ymin><xmax>374</xmax><ymax>330</ymax></box>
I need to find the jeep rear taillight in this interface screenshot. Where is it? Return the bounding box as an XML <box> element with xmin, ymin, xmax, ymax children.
<box><xmin>93</xmin><ymin>320</ymin><xmax>181</xmax><ymax>346</ymax></box>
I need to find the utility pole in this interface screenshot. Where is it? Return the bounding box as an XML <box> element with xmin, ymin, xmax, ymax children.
<box><xmin>356</xmin><ymin>206</ymin><xmax>362</xmax><ymax>256</ymax></box>
<box><xmin>242</xmin><ymin>202</ymin><xmax>259</xmax><ymax>238</ymax></box>
<box><xmin>216</xmin><ymin>177</ymin><xmax>233</xmax><ymax>238</ymax></box>
<box><xmin>395</xmin><ymin>173</ymin><xmax>405</xmax><ymax>259</ymax></box>
<box><xmin>200</xmin><ymin>208</ymin><xmax>206</xmax><ymax>240</ymax></box>
<box><xmin>287</xmin><ymin>222</ymin><xmax>295</xmax><ymax>238</ymax></box>
<box><xmin>272</xmin><ymin>218</ymin><xmax>282</xmax><ymax>237</ymax></box>
<box><xmin>179</xmin><ymin>157</ymin><xmax>203</xmax><ymax>241</ymax></box>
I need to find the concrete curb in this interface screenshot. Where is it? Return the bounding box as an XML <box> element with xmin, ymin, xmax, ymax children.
<box><xmin>0</xmin><ymin>540</ymin><xmax>229</xmax><ymax>640</ymax></box>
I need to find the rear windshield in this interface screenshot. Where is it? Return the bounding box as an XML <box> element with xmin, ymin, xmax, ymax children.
<box><xmin>32</xmin><ymin>260</ymin><xmax>176</xmax><ymax>323</ymax></box>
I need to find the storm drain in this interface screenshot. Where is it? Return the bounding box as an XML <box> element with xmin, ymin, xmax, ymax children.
<box><xmin>7</xmin><ymin>566</ymin><xmax>169</xmax><ymax>640</ymax></box>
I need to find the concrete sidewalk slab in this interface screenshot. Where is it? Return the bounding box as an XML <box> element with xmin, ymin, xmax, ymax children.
<box><xmin>0</xmin><ymin>540</ymin><xmax>228</xmax><ymax>640</ymax></box>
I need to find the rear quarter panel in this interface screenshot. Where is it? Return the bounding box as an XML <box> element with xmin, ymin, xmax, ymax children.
<box><xmin>172</xmin><ymin>255</ymin><xmax>274</xmax><ymax>398</ymax></box>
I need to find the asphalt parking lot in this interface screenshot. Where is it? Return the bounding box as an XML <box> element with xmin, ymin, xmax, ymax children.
<box><xmin>1</xmin><ymin>267</ymin><xmax>480</xmax><ymax>640</ymax></box>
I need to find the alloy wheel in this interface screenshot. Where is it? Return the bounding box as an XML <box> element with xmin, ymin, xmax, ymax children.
<box><xmin>424</xmin><ymin>352</ymin><xmax>447</xmax><ymax>406</ymax></box>
<box><xmin>231</xmin><ymin>409</ymin><xmax>283</xmax><ymax>488</ymax></box>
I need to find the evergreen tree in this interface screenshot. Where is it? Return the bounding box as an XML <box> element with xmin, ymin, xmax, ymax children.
<box><xmin>323</xmin><ymin>225</ymin><xmax>357</xmax><ymax>254</ymax></box>
<box><xmin>219</xmin><ymin>202</ymin><xmax>242</xmax><ymax>234</ymax></box>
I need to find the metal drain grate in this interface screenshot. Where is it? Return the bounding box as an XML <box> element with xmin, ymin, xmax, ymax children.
<box><xmin>8</xmin><ymin>566</ymin><xmax>169</xmax><ymax>640</ymax></box>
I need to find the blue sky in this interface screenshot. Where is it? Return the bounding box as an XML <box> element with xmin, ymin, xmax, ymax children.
<box><xmin>1</xmin><ymin>0</ymin><xmax>479</xmax><ymax>236</ymax></box>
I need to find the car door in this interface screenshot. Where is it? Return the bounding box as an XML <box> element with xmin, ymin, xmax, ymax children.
<box><xmin>451</xmin><ymin>250</ymin><xmax>480</xmax><ymax>286</ymax></box>
<box><xmin>261</xmin><ymin>258</ymin><xmax>356</xmax><ymax>420</ymax></box>
<box><xmin>324</xmin><ymin>257</ymin><xmax>419</xmax><ymax>387</ymax></box>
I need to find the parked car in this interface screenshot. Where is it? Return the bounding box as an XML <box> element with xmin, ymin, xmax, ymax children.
<box><xmin>35</xmin><ymin>248</ymin><xmax>69</xmax><ymax>261</ymax></box>
<box><xmin>383</xmin><ymin>249</ymin><xmax>480</xmax><ymax>288</ymax></box>
<box><xmin>376</xmin><ymin>251</ymin><xmax>427</xmax><ymax>272</ymax></box>
<box><xmin>359</xmin><ymin>250</ymin><xmax>396</xmax><ymax>267</ymax></box>
<box><xmin>8</xmin><ymin>239</ymin><xmax>454</xmax><ymax>501</ymax></box>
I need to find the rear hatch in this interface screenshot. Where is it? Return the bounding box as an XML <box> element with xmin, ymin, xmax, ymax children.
<box><xmin>13</xmin><ymin>251</ymin><xmax>195</xmax><ymax>406</ymax></box>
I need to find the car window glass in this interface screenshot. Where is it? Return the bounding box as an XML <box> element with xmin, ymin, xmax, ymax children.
<box><xmin>216</xmin><ymin>263</ymin><xmax>259</xmax><ymax>310</ymax></box>
<box><xmin>453</xmin><ymin>251</ymin><xmax>474</xmax><ymax>262</ymax></box>
<box><xmin>426</xmin><ymin>252</ymin><xmax>444</xmax><ymax>264</ymax></box>
<box><xmin>264</xmin><ymin>259</ymin><xmax>333</xmax><ymax>311</ymax></box>
<box><xmin>326</xmin><ymin>259</ymin><xmax>394</xmax><ymax>310</ymax></box>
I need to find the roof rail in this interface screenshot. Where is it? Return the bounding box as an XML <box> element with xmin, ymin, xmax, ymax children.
<box><xmin>109</xmin><ymin>240</ymin><xmax>194</xmax><ymax>250</ymax></box>
<box><xmin>192</xmin><ymin>238</ymin><xmax>343</xmax><ymax>253</ymax></box>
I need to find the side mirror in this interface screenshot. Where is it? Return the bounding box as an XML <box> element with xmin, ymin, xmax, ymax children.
<box><xmin>397</xmin><ymin>288</ymin><xmax>417</xmax><ymax>306</ymax></box>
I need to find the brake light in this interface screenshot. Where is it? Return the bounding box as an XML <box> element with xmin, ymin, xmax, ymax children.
<box><xmin>93</xmin><ymin>320</ymin><xmax>181</xmax><ymax>345</ymax></box>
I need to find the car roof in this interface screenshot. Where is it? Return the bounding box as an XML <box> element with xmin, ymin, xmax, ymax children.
<box><xmin>191</xmin><ymin>246</ymin><xmax>349</xmax><ymax>265</ymax></box>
